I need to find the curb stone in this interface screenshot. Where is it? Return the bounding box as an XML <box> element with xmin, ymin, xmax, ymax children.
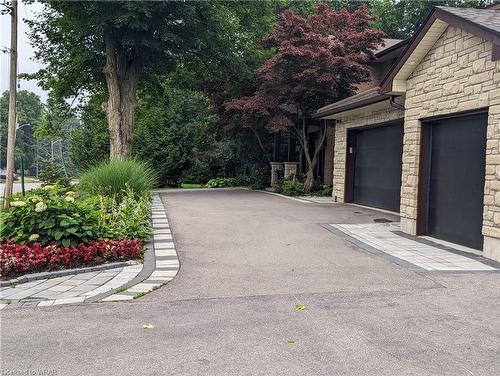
<box><xmin>98</xmin><ymin>192</ymin><xmax>180</xmax><ymax>302</ymax></box>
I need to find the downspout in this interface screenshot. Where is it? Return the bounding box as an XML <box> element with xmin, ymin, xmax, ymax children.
<box><xmin>390</xmin><ymin>95</ymin><xmax>405</xmax><ymax>111</ymax></box>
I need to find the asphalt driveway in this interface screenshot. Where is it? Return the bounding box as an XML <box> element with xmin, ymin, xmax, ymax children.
<box><xmin>1</xmin><ymin>188</ymin><xmax>499</xmax><ymax>375</ymax></box>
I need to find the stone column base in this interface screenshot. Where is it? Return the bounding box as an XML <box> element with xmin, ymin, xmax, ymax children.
<box><xmin>270</xmin><ymin>162</ymin><xmax>284</xmax><ymax>188</ymax></box>
<box><xmin>283</xmin><ymin>162</ymin><xmax>299</xmax><ymax>180</ymax></box>
<box><xmin>400</xmin><ymin>217</ymin><xmax>417</xmax><ymax>235</ymax></box>
<box><xmin>484</xmin><ymin>236</ymin><xmax>500</xmax><ymax>263</ymax></box>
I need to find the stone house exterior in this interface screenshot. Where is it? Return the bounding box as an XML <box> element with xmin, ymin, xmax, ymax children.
<box><xmin>270</xmin><ymin>39</ymin><xmax>408</xmax><ymax>187</ymax></box>
<box><xmin>314</xmin><ymin>6</ymin><xmax>500</xmax><ymax>262</ymax></box>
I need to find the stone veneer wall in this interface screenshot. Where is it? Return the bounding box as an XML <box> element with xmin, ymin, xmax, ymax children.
<box><xmin>401</xmin><ymin>26</ymin><xmax>500</xmax><ymax>260</ymax></box>
<box><xmin>323</xmin><ymin>127</ymin><xmax>335</xmax><ymax>186</ymax></box>
<box><xmin>332</xmin><ymin>104</ymin><xmax>404</xmax><ymax>202</ymax></box>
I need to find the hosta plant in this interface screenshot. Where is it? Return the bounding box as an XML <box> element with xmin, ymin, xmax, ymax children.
<box><xmin>205</xmin><ymin>177</ymin><xmax>238</xmax><ymax>188</ymax></box>
<box><xmin>90</xmin><ymin>187</ymin><xmax>152</xmax><ymax>241</ymax></box>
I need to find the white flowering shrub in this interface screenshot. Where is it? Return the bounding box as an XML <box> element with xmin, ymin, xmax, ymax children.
<box><xmin>0</xmin><ymin>186</ymin><xmax>100</xmax><ymax>247</ymax></box>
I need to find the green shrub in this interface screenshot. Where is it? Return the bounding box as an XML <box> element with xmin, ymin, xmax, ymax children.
<box><xmin>90</xmin><ymin>187</ymin><xmax>152</xmax><ymax>241</ymax></box>
<box><xmin>180</xmin><ymin>164</ymin><xmax>213</xmax><ymax>185</ymax></box>
<box><xmin>274</xmin><ymin>183</ymin><xmax>283</xmax><ymax>194</ymax></box>
<box><xmin>78</xmin><ymin>159</ymin><xmax>157</xmax><ymax>200</ymax></box>
<box><xmin>39</xmin><ymin>160</ymin><xmax>71</xmax><ymax>187</ymax></box>
<box><xmin>0</xmin><ymin>185</ymin><xmax>100</xmax><ymax>247</ymax></box>
<box><xmin>237</xmin><ymin>171</ymin><xmax>269</xmax><ymax>190</ymax></box>
<box><xmin>205</xmin><ymin>177</ymin><xmax>238</xmax><ymax>188</ymax></box>
<box><xmin>280</xmin><ymin>180</ymin><xmax>306</xmax><ymax>196</ymax></box>
<box><xmin>312</xmin><ymin>186</ymin><xmax>333</xmax><ymax>197</ymax></box>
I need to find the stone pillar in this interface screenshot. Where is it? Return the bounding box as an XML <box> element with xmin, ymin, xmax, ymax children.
<box><xmin>283</xmin><ymin>162</ymin><xmax>299</xmax><ymax>180</ymax></box>
<box><xmin>323</xmin><ymin>127</ymin><xmax>335</xmax><ymax>187</ymax></box>
<box><xmin>270</xmin><ymin>162</ymin><xmax>284</xmax><ymax>188</ymax></box>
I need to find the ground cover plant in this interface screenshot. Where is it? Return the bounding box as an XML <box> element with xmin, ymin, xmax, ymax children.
<box><xmin>0</xmin><ymin>239</ymin><xmax>142</xmax><ymax>278</ymax></box>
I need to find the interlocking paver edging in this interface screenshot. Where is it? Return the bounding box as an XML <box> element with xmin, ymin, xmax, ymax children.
<box><xmin>86</xmin><ymin>241</ymin><xmax>156</xmax><ymax>302</ymax></box>
<box><xmin>0</xmin><ymin>260</ymin><xmax>135</xmax><ymax>288</ymax></box>
<box><xmin>98</xmin><ymin>192</ymin><xmax>180</xmax><ymax>302</ymax></box>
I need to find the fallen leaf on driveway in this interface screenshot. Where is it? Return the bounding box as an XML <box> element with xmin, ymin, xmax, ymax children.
<box><xmin>142</xmin><ymin>323</ymin><xmax>155</xmax><ymax>329</ymax></box>
<box><xmin>294</xmin><ymin>304</ymin><xmax>306</xmax><ymax>311</ymax></box>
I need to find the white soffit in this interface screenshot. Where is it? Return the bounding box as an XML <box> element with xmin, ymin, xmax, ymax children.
<box><xmin>392</xmin><ymin>19</ymin><xmax>449</xmax><ymax>92</ymax></box>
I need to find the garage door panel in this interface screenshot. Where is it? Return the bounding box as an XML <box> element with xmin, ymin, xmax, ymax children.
<box><xmin>427</xmin><ymin>113</ymin><xmax>487</xmax><ymax>250</ymax></box>
<box><xmin>352</xmin><ymin>124</ymin><xmax>403</xmax><ymax>212</ymax></box>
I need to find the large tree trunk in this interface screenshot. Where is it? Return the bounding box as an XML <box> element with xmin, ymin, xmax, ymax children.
<box><xmin>298</xmin><ymin>117</ymin><xmax>328</xmax><ymax>192</ymax></box>
<box><xmin>102</xmin><ymin>32</ymin><xmax>140</xmax><ymax>160</ymax></box>
<box><xmin>304</xmin><ymin>157</ymin><xmax>315</xmax><ymax>191</ymax></box>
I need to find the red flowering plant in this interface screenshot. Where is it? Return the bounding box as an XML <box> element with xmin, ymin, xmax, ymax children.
<box><xmin>1</xmin><ymin>239</ymin><xmax>142</xmax><ymax>278</ymax></box>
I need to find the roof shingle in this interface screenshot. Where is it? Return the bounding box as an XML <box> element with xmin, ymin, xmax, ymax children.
<box><xmin>438</xmin><ymin>6</ymin><xmax>500</xmax><ymax>35</ymax></box>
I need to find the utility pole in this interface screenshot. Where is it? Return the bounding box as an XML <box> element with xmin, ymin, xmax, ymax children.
<box><xmin>3</xmin><ymin>0</ymin><xmax>18</xmax><ymax>209</ymax></box>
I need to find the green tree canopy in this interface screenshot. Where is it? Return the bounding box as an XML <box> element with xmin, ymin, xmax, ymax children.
<box><xmin>366</xmin><ymin>0</ymin><xmax>492</xmax><ymax>39</ymax></box>
<box><xmin>0</xmin><ymin>90</ymin><xmax>44</xmax><ymax>171</ymax></box>
<box><xmin>27</xmin><ymin>1</ymin><xmax>281</xmax><ymax>160</ymax></box>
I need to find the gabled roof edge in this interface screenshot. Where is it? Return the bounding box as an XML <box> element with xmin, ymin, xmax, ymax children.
<box><xmin>374</xmin><ymin>38</ymin><xmax>410</xmax><ymax>58</ymax></box>
<box><xmin>379</xmin><ymin>6</ymin><xmax>500</xmax><ymax>94</ymax></box>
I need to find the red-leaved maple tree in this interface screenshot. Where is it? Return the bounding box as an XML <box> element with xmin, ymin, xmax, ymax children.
<box><xmin>225</xmin><ymin>3</ymin><xmax>384</xmax><ymax>190</ymax></box>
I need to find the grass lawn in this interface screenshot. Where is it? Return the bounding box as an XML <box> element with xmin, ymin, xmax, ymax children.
<box><xmin>181</xmin><ymin>183</ymin><xmax>205</xmax><ymax>189</ymax></box>
<box><xmin>23</xmin><ymin>177</ymin><xmax>39</xmax><ymax>183</ymax></box>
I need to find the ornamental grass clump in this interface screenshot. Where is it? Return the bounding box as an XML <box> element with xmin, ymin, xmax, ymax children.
<box><xmin>78</xmin><ymin>159</ymin><xmax>157</xmax><ymax>201</ymax></box>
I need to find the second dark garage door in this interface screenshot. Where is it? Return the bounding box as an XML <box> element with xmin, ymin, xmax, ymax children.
<box><xmin>421</xmin><ymin>112</ymin><xmax>487</xmax><ymax>250</ymax></box>
<box><xmin>347</xmin><ymin>123</ymin><xmax>403</xmax><ymax>212</ymax></box>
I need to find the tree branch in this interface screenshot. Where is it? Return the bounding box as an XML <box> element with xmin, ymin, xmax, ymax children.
<box><xmin>312</xmin><ymin>120</ymin><xmax>328</xmax><ymax>165</ymax></box>
<box><xmin>249</xmin><ymin>120</ymin><xmax>271</xmax><ymax>164</ymax></box>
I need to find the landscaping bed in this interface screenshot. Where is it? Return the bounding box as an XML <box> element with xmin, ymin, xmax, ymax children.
<box><xmin>0</xmin><ymin>160</ymin><xmax>156</xmax><ymax>279</ymax></box>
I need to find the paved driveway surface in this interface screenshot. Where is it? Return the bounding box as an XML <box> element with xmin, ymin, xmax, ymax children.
<box><xmin>1</xmin><ymin>189</ymin><xmax>499</xmax><ymax>375</ymax></box>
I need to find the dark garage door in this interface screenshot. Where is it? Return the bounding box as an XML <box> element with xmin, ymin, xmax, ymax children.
<box><xmin>426</xmin><ymin>113</ymin><xmax>487</xmax><ymax>250</ymax></box>
<box><xmin>350</xmin><ymin>123</ymin><xmax>403</xmax><ymax>212</ymax></box>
